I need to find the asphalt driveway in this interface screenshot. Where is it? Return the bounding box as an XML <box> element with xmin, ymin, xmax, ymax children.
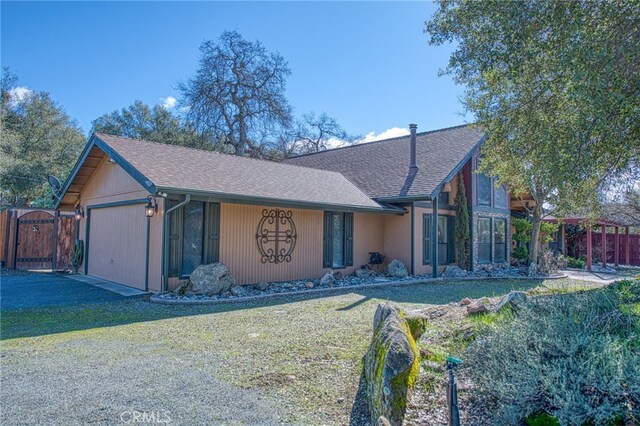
<box><xmin>0</xmin><ymin>272</ymin><xmax>127</xmax><ymax>310</ymax></box>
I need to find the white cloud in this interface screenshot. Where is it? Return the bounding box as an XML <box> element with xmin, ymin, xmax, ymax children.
<box><xmin>359</xmin><ymin>127</ymin><xmax>410</xmax><ymax>143</ymax></box>
<box><xmin>324</xmin><ymin>137</ymin><xmax>350</xmax><ymax>149</ymax></box>
<box><xmin>319</xmin><ymin>126</ymin><xmax>411</xmax><ymax>150</ymax></box>
<box><xmin>160</xmin><ymin>96</ymin><xmax>177</xmax><ymax>109</ymax></box>
<box><xmin>8</xmin><ymin>86</ymin><xmax>33</xmax><ymax>103</ymax></box>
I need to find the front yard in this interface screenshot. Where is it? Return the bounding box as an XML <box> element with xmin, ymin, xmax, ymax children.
<box><xmin>0</xmin><ymin>276</ymin><xmax>613</xmax><ymax>425</ymax></box>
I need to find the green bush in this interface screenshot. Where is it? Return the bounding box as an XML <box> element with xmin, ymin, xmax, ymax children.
<box><xmin>565</xmin><ymin>256</ymin><xmax>586</xmax><ymax>269</ymax></box>
<box><xmin>463</xmin><ymin>281</ymin><xmax>640</xmax><ymax>425</ymax></box>
<box><xmin>512</xmin><ymin>246</ymin><xmax>529</xmax><ymax>260</ymax></box>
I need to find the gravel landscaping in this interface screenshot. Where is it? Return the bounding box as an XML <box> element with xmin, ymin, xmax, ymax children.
<box><xmin>1</xmin><ymin>273</ymin><xmax>593</xmax><ymax>425</ymax></box>
<box><xmin>155</xmin><ymin>264</ymin><xmax>552</xmax><ymax>303</ymax></box>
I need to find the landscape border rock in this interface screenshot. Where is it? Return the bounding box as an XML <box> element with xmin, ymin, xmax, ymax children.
<box><xmin>151</xmin><ymin>273</ymin><xmax>568</xmax><ymax>306</ymax></box>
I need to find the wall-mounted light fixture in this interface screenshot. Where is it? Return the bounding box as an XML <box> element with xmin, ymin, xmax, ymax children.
<box><xmin>145</xmin><ymin>195</ymin><xmax>158</xmax><ymax>218</ymax></box>
<box><xmin>75</xmin><ymin>205</ymin><xmax>84</xmax><ymax>221</ymax></box>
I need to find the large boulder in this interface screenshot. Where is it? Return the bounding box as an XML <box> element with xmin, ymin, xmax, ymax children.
<box><xmin>495</xmin><ymin>291</ymin><xmax>528</xmax><ymax>312</ymax></box>
<box><xmin>189</xmin><ymin>263</ymin><xmax>235</xmax><ymax>295</ymax></box>
<box><xmin>466</xmin><ymin>297</ymin><xmax>491</xmax><ymax>315</ymax></box>
<box><xmin>364</xmin><ymin>303</ymin><xmax>427</xmax><ymax>425</ymax></box>
<box><xmin>442</xmin><ymin>265</ymin><xmax>467</xmax><ymax>278</ymax></box>
<box><xmin>387</xmin><ymin>259</ymin><xmax>408</xmax><ymax>278</ymax></box>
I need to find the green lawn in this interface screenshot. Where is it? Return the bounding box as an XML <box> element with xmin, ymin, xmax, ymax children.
<box><xmin>1</xmin><ymin>278</ymin><xmax>603</xmax><ymax>425</ymax></box>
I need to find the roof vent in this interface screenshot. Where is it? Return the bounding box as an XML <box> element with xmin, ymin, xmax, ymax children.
<box><xmin>408</xmin><ymin>123</ymin><xmax>418</xmax><ymax>174</ymax></box>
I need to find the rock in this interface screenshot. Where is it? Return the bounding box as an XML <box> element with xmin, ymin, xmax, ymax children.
<box><xmin>305</xmin><ymin>281</ymin><xmax>314</xmax><ymax>289</ymax></box>
<box><xmin>377</xmin><ymin>416</ymin><xmax>392</xmax><ymax>426</ymax></box>
<box><xmin>443</xmin><ymin>265</ymin><xmax>467</xmax><ymax>278</ymax></box>
<box><xmin>355</xmin><ymin>268</ymin><xmax>378</xmax><ymax>278</ymax></box>
<box><xmin>422</xmin><ymin>360</ymin><xmax>443</xmax><ymax>373</ymax></box>
<box><xmin>230</xmin><ymin>285</ymin><xmax>251</xmax><ymax>297</ymax></box>
<box><xmin>173</xmin><ymin>282</ymin><xmax>191</xmax><ymax>295</ymax></box>
<box><xmin>334</xmin><ymin>271</ymin><xmax>343</xmax><ymax>280</ymax></box>
<box><xmin>459</xmin><ymin>297</ymin><xmax>472</xmax><ymax>306</ymax></box>
<box><xmin>189</xmin><ymin>263</ymin><xmax>235</xmax><ymax>295</ymax></box>
<box><xmin>528</xmin><ymin>262</ymin><xmax>538</xmax><ymax>277</ymax></box>
<box><xmin>495</xmin><ymin>291</ymin><xmax>528</xmax><ymax>312</ymax></box>
<box><xmin>254</xmin><ymin>282</ymin><xmax>271</xmax><ymax>291</ymax></box>
<box><xmin>320</xmin><ymin>272</ymin><xmax>335</xmax><ymax>287</ymax></box>
<box><xmin>387</xmin><ymin>259</ymin><xmax>408</xmax><ymax>278</ymax></box>
<box><xmin>364</xmin><ymin>303</ymin><xmax>427</xmax><ymax>425</ymax></box>
<box><xmin>466</xmin><ymin>297</ymin><xmax>491</xmax><ymax>315</ymax></box>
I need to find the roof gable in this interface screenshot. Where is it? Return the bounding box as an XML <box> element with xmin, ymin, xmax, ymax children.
<box><xmin>283</xmin><ymin>125</ymin><xmax>486</xmax><ymax>200</ymax></box>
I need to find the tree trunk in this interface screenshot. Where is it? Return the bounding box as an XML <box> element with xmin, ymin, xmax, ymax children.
<box><xmin>529</xmin><ymin>205</ymin><xmax>543</xmax><ymax>271</ymax></box>
<box><xmin>237</xmin><ymin>115</ymin><xmax>247</xmax><ymax>156</ymax></box>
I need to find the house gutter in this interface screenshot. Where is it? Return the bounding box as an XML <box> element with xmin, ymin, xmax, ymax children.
<box><xmin>161</xmin><ymin>194</ymin><xmax>191</xmax><ymax>291</ymax></box>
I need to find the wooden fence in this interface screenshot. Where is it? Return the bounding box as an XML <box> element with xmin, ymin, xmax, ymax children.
<box><xmin>1</xmin><ymin>208</ymin><xmax>76</xmax><ymax>271</ymax></box>
<box><xmin>572</xmin><ymin>232</ymin><xmax>640</xmax><ymax>266</ymax></box>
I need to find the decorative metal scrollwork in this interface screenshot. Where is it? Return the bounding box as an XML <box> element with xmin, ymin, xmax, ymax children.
<box><xmin>256</xmin><ymin>209</ymin><xmax>297</xmax><ymax>264</ymax></box>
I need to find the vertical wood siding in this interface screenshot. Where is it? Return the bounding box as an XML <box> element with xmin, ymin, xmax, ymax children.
<box><xmin>218</xmin><ymin>204</ymin><xmax>388</xmax><ymax>285</ymax></box>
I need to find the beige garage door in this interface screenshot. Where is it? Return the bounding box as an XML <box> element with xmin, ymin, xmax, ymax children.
<box><xmin>87</xmin><ymin>204</ymin><xmax>147</xmax><ymax>289</ymax></box>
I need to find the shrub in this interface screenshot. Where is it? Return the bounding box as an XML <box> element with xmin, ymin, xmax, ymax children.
<box><xmin>565</xmin><ymin>256</ymin><xmax>586</xmax><ymax>269</ymax></box>
<box><xmin>463</xmin><ymin>282</ymin><xmax>640</xmax><ymax>425</ymax></box>
<box><xmin>512</xmin><ymin>246</ymin><xmax>529</xmax><ymax>260</ymax></box>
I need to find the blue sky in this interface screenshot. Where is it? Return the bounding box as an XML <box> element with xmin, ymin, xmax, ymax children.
<box><xmin>1</xmin><ymin>1</ymin><xmax>468</xmax><ymax>140</ymax></box>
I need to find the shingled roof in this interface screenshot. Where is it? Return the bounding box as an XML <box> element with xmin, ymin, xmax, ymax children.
<box><xmin>59</xmin><ymin>133</ymin><xmax>399</xmax><ymax>212</ymax></box>
<box><xmin>283</xmin><ymin>125</ymin><xmax>486</xmax><ymax>200</ymax></box>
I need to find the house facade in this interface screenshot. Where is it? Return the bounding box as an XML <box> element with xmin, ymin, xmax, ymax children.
<box><xmin>56</xmin><ymin>125</ymin><xmax>511</xmax><ymax>292</ymax></box>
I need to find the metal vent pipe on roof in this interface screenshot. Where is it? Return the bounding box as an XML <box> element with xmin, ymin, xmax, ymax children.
<box><xmin>409</xmin><ymin>123</ymin><xmax>418</xmax><ymax>174</ymax></box>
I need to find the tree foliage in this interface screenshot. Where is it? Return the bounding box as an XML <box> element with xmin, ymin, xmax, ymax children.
<box><xmin>0</xmin><ymin>67</ymin><xmax>85</xmax><ymax>207</ymax></box>
<box><xmin>91</xmin><ymin>100</ymin><xmax>215</xmax><ymax>151</ymax></box>
<box><xmin>454</xmin><ymin>172</ymin><xmax>470</xmax><ymax>269</ymax></box>
<box><xmin>179</xmin><ymin>31</ymin><xmax>293</xmax><ymax>157</ymax></box>
<box><xmin>426</xmin><ymin>0</ymin><xmax>640</xmax><ymax>267</ymax></box>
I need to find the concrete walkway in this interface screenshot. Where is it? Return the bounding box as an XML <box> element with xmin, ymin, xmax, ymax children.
<box><xmin>67</xmin><ymin>274</ymin><xmax>147</xmax><ymax>296</ymax></box>
<box><xmin>560</xmin><ymin>268</ymin><xmax>636</xmax><ymax>284</ymax></box>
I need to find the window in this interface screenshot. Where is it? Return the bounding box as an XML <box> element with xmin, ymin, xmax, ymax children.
<box><xmin>423</xmin><ymin>214</ymin><xmax>431</xmax><ymax>264</ymax></box>
<box><xmin>478</xmin><ymin>173</ymin><xmax>492</xmax><ymax>206</ymax></box>
<box><xmin>182</xmin><ymin>201</ymin><xmax>205</xmax><ymax>275</ymax></box>
<box><xmin>438</xmin><ymin>191</ymin><xmax>450</xmax><ymax>206</ymax></box>
<box><xmin>478</xmin><ymin>217</ymin><xmax>492</xmax><ymax>263</ymax></box>
<box><xmin>494</xmin><ymin>219</ymin><xmax>507</xmax><ymax>262</ymax></box>
<box><xmin>438</xmin><ymin>216</ymin><xmax>448</xmax><ymax>265</ymax></box>
<box><xmin>495</xmin><ymin>186</ymin><xmax>508</xmax><ymax>209</ymax></box>
<box><xmin>323</xmin><ymin>212</ymin><xmax>353</xmax><ymax>268</ymax></box>
<box><xmin>167</xmin><ymin>199</ymin><xmax>220</xmax><ymax>278</ymax></box>
<box><xmin>424</xmin><ymin>214</ymin><xmax>456</xmax><ymax>265</ymax></box>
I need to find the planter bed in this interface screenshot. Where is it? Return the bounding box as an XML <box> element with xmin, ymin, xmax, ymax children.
<box><xmin>151</xmin><ymin>267</ymin><xmax>565</xmax><ymax>306</ymax></box>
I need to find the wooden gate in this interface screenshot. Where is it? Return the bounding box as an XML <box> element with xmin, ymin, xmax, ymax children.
<box><xmin>1</xmin><ymin>208</ymin><xmax>75</xmax><ymax>271</ymax></box>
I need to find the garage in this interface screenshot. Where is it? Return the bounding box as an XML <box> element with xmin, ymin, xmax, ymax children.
<box><xmin>86</xmin><ymin>203</ymin><xmax>147</xmax><ymax>290</ymax></box>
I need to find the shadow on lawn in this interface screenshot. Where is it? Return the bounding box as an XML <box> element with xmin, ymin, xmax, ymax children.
<box><xmin>0</xmin><ymin>274</ymin><xmax>545</xmax><ymax>340</ymax></box>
